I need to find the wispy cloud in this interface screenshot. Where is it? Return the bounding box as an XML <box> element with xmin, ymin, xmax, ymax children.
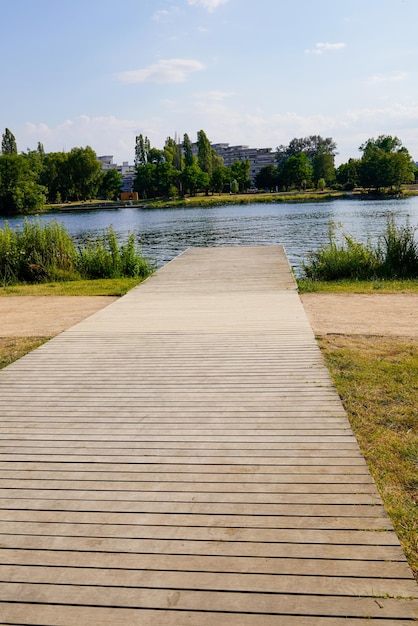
<box><xmin>367</xmin><ymin>71</ymin><xmax>407</xmax><ymax>84</ymax></box>
<box><xmin>305</xmin><ymin>42</ymin><xmax>346</xmax><ymax>55</ymax></box>
<box><xmin>117</xmin><ymin>58</ymin><xmax>205</xmax><ymax>84</ymax></box>
<box><xmin>193</xmin><ymin>90</ymin><xmax>232</xmax><ymax>101</ymax></box>
<box><xmin>152</xmin><ymin>7</ymin><xmax>179</xmax><ymax>21</ymax></box>
<box><xmin>187</xmin><ymin>0</ymin><xmax>229</xmax><ymax>12</ymax></box>
<box><xmin>20</xmin><ymin>104</ymin><xmax>418</xmax><ymax>168</ymax></box>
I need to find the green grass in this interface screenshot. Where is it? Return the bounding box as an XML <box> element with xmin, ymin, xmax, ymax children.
<box><xmin>297</xmin><ymin>278</ymin><xmax>418</xmax><ymax>293</ymax></box>
<box><xmin>0</xmin><ymin>277</ymin><xmax>146</xmax><ymax>296</ymax></box>
<box><xmin>0</xmin><ymin>337</ymin><xmax>49</xmax><ymax>369</ymax></box>
<box><xmin>319</xmin><ymin>335</ymin><xmax>418</xmax><ymax>580</ymax></box>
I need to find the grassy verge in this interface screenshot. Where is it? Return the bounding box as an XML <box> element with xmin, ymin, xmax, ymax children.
<box><xmin>0</xmin><ymin>337</ymin><xmax>49</xmax><ymax>369</ymax></box>
<box><xmin>319</xmin><ymin>335</ymin><xmax>418</xmax><ymax>580</ymax></box>
<box><xmin>298</xmin><ymin>278</ymin><xmax>418</xmax><ymax>293</ymax></box>
<box><xmin>0</xmin><ymin>277</ymin><xmax>145</xmax><ymax>296</ymax></box>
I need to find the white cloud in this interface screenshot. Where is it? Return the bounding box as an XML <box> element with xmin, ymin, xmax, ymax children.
<box><xmin>305</xmin><ymin>42</ymin><xmax>346</xmax><ymax>55</ymax></box>
<box><xmin>193</xmin><ymin>90</ymin><xmax>232</xmax><ymax>101</ymax></box>
<box><xmin>187</xmin><ymin>0</ymin><xmax>229</xmax><ymax>12</ymax></box>
<box><xmin>19</xmin><ymin>102</ymin><xmax>418</xmax><ymax>169</ymax></box>
<box><xmin>117</xmin><ymin>58</ymin><xmax>205</xmax><ymax>84</ymax></box>
<box><xmin>24</xmin><ymin>115</ymin><xmax>139</xmax><ymax>161</ymax></box>
<box><xmin>152</xmin><ymin>7</ymin><xmax>180</xmax><ymax>20</ymax></box>
<box><xmin>367</xmin><ymin>71</ymin><xmax>407</xmax><ymax>84</ymax></box>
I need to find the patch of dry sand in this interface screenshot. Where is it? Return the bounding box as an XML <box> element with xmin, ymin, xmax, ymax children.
<box><xmin>300</xmin><ymin>293</ymin><xmax>418</xmax><ymax>337</ymax></box>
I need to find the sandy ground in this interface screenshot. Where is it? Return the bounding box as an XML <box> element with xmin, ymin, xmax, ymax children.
<box><xmin>0</xmin><ymin>296</ymin><xmax>118</xmax><ymax>337</ymax></box>
<box><xmin>0</xmin><ymin>293</ymin><xmax>417</xmax><ymax>338</ymax></box>
<box><xmin>300</xmin><ymin>293</ymin><xmax>418</xmax><ymax>337</ymax></box>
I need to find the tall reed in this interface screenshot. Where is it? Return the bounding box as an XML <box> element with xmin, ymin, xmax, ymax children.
<box><xmin>0</xmin><ymin>220</ymin><xmax>153</xmax><ymax>284</ymax></box>
<box><xmin>302</xmin><ymin>216</ymin><xmax>418</xmax><ymax>281</ymax></box>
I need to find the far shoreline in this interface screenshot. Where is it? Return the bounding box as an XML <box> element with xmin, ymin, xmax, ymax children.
<box><xmin>44</xmin><ymin>187</ymin><xmax>418</xmax><ymax>214</ymax></box>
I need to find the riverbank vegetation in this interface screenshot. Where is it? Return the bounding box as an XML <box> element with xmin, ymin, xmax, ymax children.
<box><xmin>1</xmin><ymin>127</ymin><xmax>417</xmax><ymax>215</ymax></box>
<box><xmin>302</xmin><ymin>216</ymin><xmax>418</xmax><ymax>282</ymax></box>
<box><xmin>0</xmin><ymin>220</ymin><xmax>153</xmax><ymax>285</ymax></box>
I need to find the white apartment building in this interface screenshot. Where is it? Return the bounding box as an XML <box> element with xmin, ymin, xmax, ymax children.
<box><xmin>193</xmin><ymin>143</ymin><xmax>276</xmax><ymax>185</ymax></box>
<box><xmin>98</xmin><ymin>156</ymin><xmax>136</xmax><ymax>192</ymax></box>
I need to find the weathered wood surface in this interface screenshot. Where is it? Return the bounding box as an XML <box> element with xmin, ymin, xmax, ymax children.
<box><xmin>0</xmin><ymin>245</ymin><xmax>416</xmax><ymax>625</ymax></box>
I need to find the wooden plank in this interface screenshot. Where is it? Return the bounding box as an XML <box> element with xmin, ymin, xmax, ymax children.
<box><xmin>1</xmin><ymin>604</ymin><xmax>415</xmax><ymax>626</ymax></box>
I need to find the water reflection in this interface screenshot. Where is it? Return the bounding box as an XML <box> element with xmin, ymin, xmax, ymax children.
<box><xmin>1</xmin><ymin>197</ymin><xmax>417</xmax><ymax>275</ymax></box>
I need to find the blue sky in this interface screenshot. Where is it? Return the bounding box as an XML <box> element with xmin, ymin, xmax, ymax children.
<box><xmin>2</xmin><ymin>0</ymin><xmax>418</xmax><ymax>165</ymax></box>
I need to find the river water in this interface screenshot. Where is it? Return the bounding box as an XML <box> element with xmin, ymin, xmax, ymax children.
<box><xmin>1</xmin><ymin>196</ymin><xmax>418</xmax><ymax>275</ymax></box>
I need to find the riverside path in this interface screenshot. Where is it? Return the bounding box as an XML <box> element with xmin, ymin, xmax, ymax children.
<box><xmin>0</xmin><ymin>245</ymin><xmax>416</xmax><ymax>625</ymax></box>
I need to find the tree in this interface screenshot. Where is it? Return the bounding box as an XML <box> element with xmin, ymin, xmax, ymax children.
<box><xmin>99</xmin><ymin>169</ymin><xmax>123</xmax><ymax>200</ymax></box>
<box><xmin>134</xmin><ymin>162</ymin><xmax>157</xmax><ymax>198</ymax></box>
<box><xmin>181</xmin><ymin>162</ymin><xmax>202</xmax><ymax>196</ymax></box>
<box><xmin>67</xmin><ymin>146</ymin><xmax>102</xmax><ymax>200</ymax></box>
<box><xmin>40</xmin><ymin>151</ymin><xmax>73</xmax><ymax>203</ymax></box>
<box><xmin>197</xmin><ymin>130</ymin><xmax>213</xmax><ymax>179</ymax></box>
<box><xmin>358</xmin><ymin>135</ymin><xmax>415</xmax><ymax>192</ymax></box>
<box><xmin>0</xmin><ymin>154</ymin><xmax>46</xmax><ymax>214</ymax></box>
<box><xmin>336</xmin><ymin>159</ymin><xmax>360</xmax><ymax>189</ymax></box>
<box><xmin>280</xmin><ymin>153</ymin><xmax>313</xmax><ymax>190</ymax></box>
<box><xmin>277</xmin><ymin>135</ymin><xmax>337</xmax><ymax>164</ymax></box>
<box><xmin>210</xmin><ymin>165</ymin><xmax>230</xmax><ymax>194</ymax></box>
<box><xmin>1</xmin><ymin>128</ymin><xmax>17</xmax><ymax>155</ymax></box>
<box><xmin>312</xmin><ymin>153</ymin><xmax>335</xmax><ymax>186</ymax></box>
<box><xmin>134</xmin><ymin>134</ymin><xmax>150</xmax><ymax>167</ymax></box>
<box><xmin>230</xmin><ymin>159</ymin><xmax>251</xmax><ymax>191</ymax></box>
<box><xmin>255</xmin><ymin>164</ymin><xmax>278</xmax><ymax>190</ymax></box>
<box><xmin>183</xmin><ymin>133</ymin><xmax>194</xmax><ymax>167</ymax></box>
<box><xmin>164</xmin><ymin>135</ymin><xmax>183</xmax><ymax>172</ymax></box>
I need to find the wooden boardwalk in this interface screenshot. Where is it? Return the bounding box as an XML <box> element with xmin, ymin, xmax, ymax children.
<box><xmin>0</xmin><ymin>245</ymin><xmax>416</xmax><ymax>625</ymax></box>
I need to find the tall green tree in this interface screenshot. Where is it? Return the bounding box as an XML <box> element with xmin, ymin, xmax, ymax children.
<box><xmin>197</xmin><ymin>130</ymin><xmax>213</xmax><ymax>179</ymax></box>
<box><xmin>276</xmin><ymin>135</ymin><xmax>336</xmax><ymax>188</ymax></box>
<box><xmin>183</xmin><ymin>133</ymin><xmax>194</xmax><ymax>167</ymax></box>
<box><xmin>230</xmin><ymin>159</ymin><xmax>251</xmax><ymax>191</ymax></box>
<box><xmin>312</xmin><ymin>153</ymin><xmax>335</xmax><ymax>186</ymax></box>
<box><xmin>134</xmin><ymin>134</ymin><xmax>150</xmax><ymax>167</ymax></box>
<box><xmin>358</xmin><ymin>135</ymin><xmax>415</xmax><ymax>191</ymax></box>
<box><xmin>67</xmin><ymin>146</ymin><xmax>102</xmax><ymax>201</ymax></box>
<box><xmin>336</xmin><ymin>158</ymin><xmax>360</xmax><ymax>189</ymax></box>
<box><xmin>0</xmin><ymin>154</ymin><xmax>46</xmax><ymax>214</ymax></box>
<box><xmin>1</xmin><ymin>128</ymin><xmax>17</xmax><ymax>155</ymax></box>
<box><xmin>99</xmin><ymin>169</ymin><xmax>123</xmax><ymax>200</ymax></box>
<box><xmin>255</xmin><ymin>164</ymin><xmax>279</xmax><ymax>190</ymax></box>
<box><xmin>280</xmin><ymin>153</ymin><xmax>313</xmax><ymax>190</ymax></box>
<box><xmin>164</xmin><ymin>135</ymin><xmax>183</xmax><ymax>172</ymax></box>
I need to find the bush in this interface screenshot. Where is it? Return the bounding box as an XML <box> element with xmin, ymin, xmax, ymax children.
<box><xmin>302</xmin><ymin>223</ymin><xmax>380</xmax><ymax>280</ymax></box>
<box><xmin>302</xmin><ymin>217</ymin><xmax>418</xmax><ymax>281</ymax></box>
<box><xmin>76</xmin><ymin>228</ymin><xmax>153</xmax><ymax>279</ymax></box>
<box><xmin>378</xmin><ymin>215</ymin><xmax>418</xmax><ymax>278</ymax></box>
<box><xmin>0</xmin><ymin>220</ymin><xmax>153</xmax><ymax>284</ymax></box>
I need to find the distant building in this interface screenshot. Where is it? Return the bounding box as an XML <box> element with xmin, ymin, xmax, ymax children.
<box><xmin>193</xmin><ymin>143</ymin><xmax>276</xmax><ymax>185</ymax></box>
<box><xmin>98</xmin><ymin>143</ymin><xmax>277</xmax><ymax>190</ymax></box>
<box><xmin>98</xmin><ymin>156</ymin><xmax>136</xmax><ymax>193</ymax></box>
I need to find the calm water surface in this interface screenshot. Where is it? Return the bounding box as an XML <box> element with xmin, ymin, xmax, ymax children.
<box><xmin>2</xmin><ymin>196</ymin><xmax>418</xmax><ymax>275</ymax></box>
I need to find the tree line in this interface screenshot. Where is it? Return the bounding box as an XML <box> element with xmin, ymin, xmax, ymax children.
<box><xmin>133</xmin><ymin>130</ymin><xmax>250</xmax><ymax>198</ymax></box>
<box><xmin>0</xmin><ymin>127</ymin><xmax>417</xmax><ymax>215</ymax></box>
<box><xmin>0</xmin><ymin>129</ymin><xmax>122</xmax><ymax>215</ymax></box>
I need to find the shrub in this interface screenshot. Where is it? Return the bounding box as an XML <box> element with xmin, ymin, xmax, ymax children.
<box><xmin>0</xmin><ymin>220</ymin><xmax>153</xmax><ymax>284</ymax></box>
<box><xmin>302</xmin><ymin>216</ymin><xmax>418</xmax><ymax>281</ymax></box>
<box><xmin>377</xmin><ymin>215</ymin><xmax>418</xmax><ymax>278</ymax></box>
<box><xmin>302</xmin><ymin>223</ymin><xmax>380</xmax><ymax>281</ymax></box>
